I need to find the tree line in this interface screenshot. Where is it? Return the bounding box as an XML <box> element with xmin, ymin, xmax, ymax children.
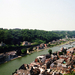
<box><xmin>0</xmin><ymin>28</ymin><xmax>75</xmax><ymax>45</ymax></box>
<box><xmin>0</xmin><ymin>28</ymin><xmax>75</xmax><ymax>53</ymax></box>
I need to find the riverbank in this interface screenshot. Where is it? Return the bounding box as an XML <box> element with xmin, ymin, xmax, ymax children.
<box><xmin>0</xmin><ymin>40</ymin><xmax>75</xmax><ymax>65</ymax></box>
<box><xmin>35</xmin><ymin>40</ymin><xmax>75</xmax><ymax>53</ymax></box>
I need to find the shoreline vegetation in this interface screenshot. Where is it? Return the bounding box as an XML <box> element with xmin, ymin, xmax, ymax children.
<box><xmin>3</xmin><ymin>39</ymin><xmax>75</xmax><ymax>64</ymax></box>
<box><xmin>1</xmin><ymin>28</ymin><xmax>75</xmax><ymax>53</ymax></box>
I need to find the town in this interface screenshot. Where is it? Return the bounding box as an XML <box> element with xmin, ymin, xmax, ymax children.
<box><xmin>12</xmin><ymin>43</ymin><xmax>75</xmax><ymax>75</ymax></box>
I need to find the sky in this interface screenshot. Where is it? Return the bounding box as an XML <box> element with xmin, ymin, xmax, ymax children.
<box><xmin>0</xmin><ymin>0</ymin><xmax>75</xmax><ymax>31</ymax></box>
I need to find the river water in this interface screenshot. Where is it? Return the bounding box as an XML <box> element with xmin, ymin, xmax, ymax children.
<box><xmin>0</xmin><ymin>42</ymin><xmax>75</xmax><ymax>75</ymax></box>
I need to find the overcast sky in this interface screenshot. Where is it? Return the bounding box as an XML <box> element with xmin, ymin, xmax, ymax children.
<box><xmin>0</xmin><ymin>0</ymin><xmax>75</xmax><ymax>31</ymax></box>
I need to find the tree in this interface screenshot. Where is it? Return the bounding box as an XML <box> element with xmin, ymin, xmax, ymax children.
<box><xmin>21</xmin><ymin>48</ymin><xmax>27</xmax><ymax>54</ymax></box>
<box><xmin>47</xmin><ymin>44</ymin><xmax>51</xmax><ymax>47</ymax></box>
<box><xmin>48</xmin><ymin>49</ymin><xmax>52</xmax><ymax>55</ymax></box>
<box><xmin>29</xmin><ymin>47</ymin><xmax>33</xmax><ymax>52</ymax></box>
<box><xmin>16</xmin><ymin>50</ymin><xmax>21</xmax><ymax>55</ymax></box>
<box><xmin>59</xmin><ymin>52</ymin><xmax>63</xmax><ymax>55</ymax></box>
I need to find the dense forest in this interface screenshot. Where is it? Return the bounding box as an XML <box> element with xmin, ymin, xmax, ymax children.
<box><xmin>0</xmin><ymin>28</ymin><xmax>75</xmax><ymax>45</ymax></box>
<box><xmin>0</xmin><ymin>28</ymin><xmax>75</xmax><ymax>53</ymax></box>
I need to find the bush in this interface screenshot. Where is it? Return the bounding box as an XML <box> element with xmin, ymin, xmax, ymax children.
<box><xmin>48</xmin><ymin>49</ymin><xmax>52</xmax><ymax>54</ymax></box>
<box><xmin>59</xmin><ymin>52</ymin><xmax>63</xmax><ymax>55</ymax></box>
<box><xmin>21</xmin><ymin>48</ymin><xmax>27</xmax><ymax>54</ymax></box>
<box><xmin>47</xmin><ymin>44</ymin><xmax>51</xmax><ymax>47</ymax></box>
<box><xmin>29</xmin><ymin>47</ymin><xmax>33</xmax><ymax>52</ymax></box>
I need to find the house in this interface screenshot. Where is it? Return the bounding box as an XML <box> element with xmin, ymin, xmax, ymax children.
<box><xmin>59</xmin><ymin>55</ymin><xmax>68</xmax><ymax>62</ymax></box>
<box><xmin>51</xmin><ymin>54</ymin><xmax>58</xmax><ymax>61</ymax></box>
<box><xmin>40</xmin><ymin>44</ymin><xmax>44</xmax><ymax>49</ymax></box>
<box><xmin>13</xmin><ymin>69</ymin><xmax>30</xmax><ymax>75</ymax></box>
<box><xmin>66</xmin><ymin>48</ymin><xmax>74</xmax><ymax>55</ymax></box>
<box><xmin>50</xmin><ymin>59</ymin><xmax>66</xmax><ymax>71</ymax></box>
<box><xmin>22</xmin><ymin>41</ymin><xmax>31</xmax><ymax>46</ymax></box>
<box><xmin>33</xmin><ymin>47</ymin><xmax>37</xmax><ymax>51</ymax></box>
<box><xmin>45</xmin><ymin>59</ymin><xmax>51</xmax><ymax>69</ymax></box>
<box><xmin>72</xmin><ymin>55</ymin><xmax>75</xmax><ymax>60</ymax></box>
<box><xmin>66</xmin><ymin>69</ymin><xmax>71</xmax><ymax>73</ymax></box>
<box><xmin>29</xmin><ymin>62</ymin><xmax>40</xmax><ymax>69</ymax></box>
<box><xmin>27</xmin><ymin>49</ymin><xmax>30</xmax><ymax>54</ymax></box>
<box><xmin>49</xmin><ymin>42</ymin><xmax>51</xmax><ymax>44</ymax></box>
<box><xmin>0</xmin><ymin>42</ymin><xmax>6</xmax><ymax>46</ymax></box>
<box><xmin>6</xmin><ymin>51</ymin><xmax>16</xmax><ymax>55</ymax></box>
<box><xmin>44</xmin><ymin>44</ymin><xmax>47</xmax><ymax>47</ymax></box>
<box><xmin>52</xmin><ymin>40</ymin><xmax>56</xmax><ymax>44</ymax></box>
<box><xmin>72</xmin><ymin>68</ymin><xmax>75</xmax><ymax>72</ymax></box>
<box><xmin>36</xmin><ymin>55</ymin><xmax>46</xmax><ymax>64</ymax></box>
<box><xmin>0</xmin><ymin>53</ymin><xmax>5</xmax><ymax>62</ymax></box>
<box><xmin>5</xmin><ymin>51</ymin><xmax>16</xmax><ymax>60</ymax></box>
<box><xmin>36</xmin><ymin>46</ymin><xmax>40</xmax><ymax>50</ymax></box>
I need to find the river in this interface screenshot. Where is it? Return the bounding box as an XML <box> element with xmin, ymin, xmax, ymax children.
<box><xmin>0</xmin><ymin>42</ymin><xmax>75</xmax><ymax>75</ymax></box>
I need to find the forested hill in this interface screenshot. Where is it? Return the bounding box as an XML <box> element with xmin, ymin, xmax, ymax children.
<box><xmin>0</xmin><ymin>28</ymin><xmax>75</xmax><ymax>45</ymax></box>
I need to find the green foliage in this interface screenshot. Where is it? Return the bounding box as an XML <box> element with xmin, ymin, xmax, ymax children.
<box><xmin>64</xmin><ymin>71</ymin><xmax>75</xmax><ymax>75</ymax></box>
<box><xmin>21</xmin><ymin>48</ymin><xmax>27</xmax><ymax>54</ymax></box>
<box><xmin>0</xmin><ymin>29</ymin><xmax>61</xmax><ymax>45</ymax></box>
<box><xmin>62</xmin><ymin>50</ymin><xmax>67</xmax><ymax>54</ymax></box>
<box><xmin>47</xmin><ymin>44</ymin><xmax>56</xmax><ymax>47</ymax></box>
<box><xmin>47</xmin><ymin>44</ymin><xmax>51</xmax><ymax>47</ymax></box>
<box><xmin>73</xmin><ymin>53</ymin><xmax>75</xmax><ymax>55</ymax></box>
<box><xmin>28</xmin><ymin>47</ymin><xmax>33</xmax><ymax>52</ymax></box>
<box><xmin>59</xmin><ymin>52</ymin><xmax>63</xmax><ymax>55</ymax></box>
<box><xmin>33</xmin><ymin>39</ymin><xmax>46</xmax><ymax>44</ymax></box>
<box><xmin>68</xmin><ymin>47</ymin><xmax>72</xmax><ymax>49</ymax></box>
<box><xmin>1</xmin><ymin>28</ymin><xmax>75</xmax><ymax>53</ymax></box>
<box><xmin>48</xmin><ymin>49</ymin><xmax>52</xmax><ymax>54</ymax></box>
